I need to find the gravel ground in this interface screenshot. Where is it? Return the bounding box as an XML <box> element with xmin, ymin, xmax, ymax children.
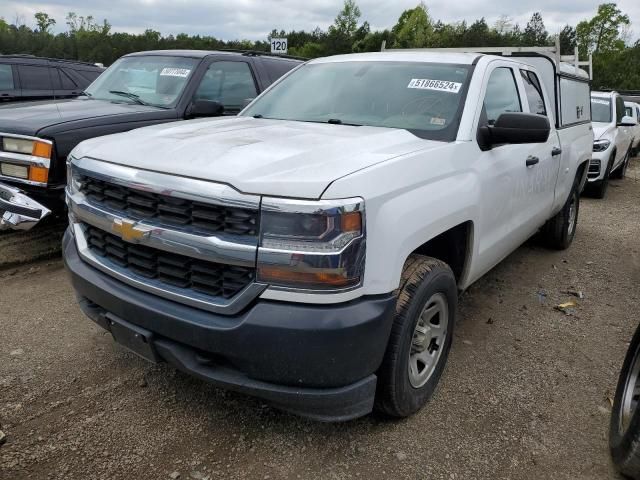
<box><xmin>1</xmin><ymin>159</ymin><xmax>639</xmax><ymax>480</ymax></box>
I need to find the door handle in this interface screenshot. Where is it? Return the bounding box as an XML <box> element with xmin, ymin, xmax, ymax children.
<box><xmin>552</xmin><ymin>147</ymin><xmax>562</xmax><ymax>156</ymax></box>
<box><xmin>526</xmin><ymin>156</ymin><xmax>540</xmax><ymax>167</ymax></box>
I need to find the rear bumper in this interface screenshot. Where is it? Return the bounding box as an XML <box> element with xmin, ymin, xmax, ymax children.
<box><xmin>0</xmin><ymin>182</ymin><xmax>50</xmax><ymax>231</ymax></box>
<box><xmin>63</xmin><ymin>230</ymin><xmax>396</xmax><ymax>421</ymax></box>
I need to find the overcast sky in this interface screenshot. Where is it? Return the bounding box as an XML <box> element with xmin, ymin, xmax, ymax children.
<box><xmin>2</xmin><ymin>0</ymin><xmax>639</xmax><ymax>42</ymax></box>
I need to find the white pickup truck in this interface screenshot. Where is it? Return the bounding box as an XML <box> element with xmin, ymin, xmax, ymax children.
<box><xmin>63</xmin><ymin>48</ymin><xmax>592</xmax><ymax>421</ymax></box>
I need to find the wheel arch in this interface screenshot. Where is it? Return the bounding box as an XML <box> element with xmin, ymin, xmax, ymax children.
<box><xmin>408</xmin><ymin>220</ymin><xmax>474</xmax><ymax>289</ymax></box>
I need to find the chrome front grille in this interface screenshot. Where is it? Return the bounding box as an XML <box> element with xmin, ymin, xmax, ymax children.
<box><xmin>78</xmin><ymin>174</ymin><xmax>259</xmax><ymax>236</ymax></box>
<box><xmin>67</xmin><ymin>156</ymin><xmax>266</xmax><ymax>315</ymax></box>
<box><xmin>84</xmin><ymin>224</ymin><xmax>254</xmax><ymax>299</ymax></box>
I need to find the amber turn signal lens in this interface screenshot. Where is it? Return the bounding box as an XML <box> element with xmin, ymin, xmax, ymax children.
<box><xmin>29</xmin><ymin>166</ymin><xmax>49</xmax><ymax>183</ymax></box>
<box><xmin>258</xmin><ymin>266</ymin><xmax>358</xmax><ymax>288</ymax></box>
<box><xmin>340</xmin><ymin>211</ymin><xmax>362</xmax><ymax>233</ymax></box>
<box><xmin>32</xmin><ymin>141</ymin><xmax>52</xmax><ymax>159</ymax></box>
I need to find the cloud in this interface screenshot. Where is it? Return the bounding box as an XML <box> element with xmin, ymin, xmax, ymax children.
<box><xmin>1</xmin><ymin>0</ymin><xmax>638</xmax><ymax>41</ymax></box>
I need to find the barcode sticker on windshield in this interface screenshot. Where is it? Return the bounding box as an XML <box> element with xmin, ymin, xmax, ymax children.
<box><xmin>591</xmin><ymin>99</ymin><xmax>609</xmax><ymax>106</ymax></box>
<box><xmin>408</xmin><ymin>79</ymin><xmax>462</xmax><ymax>93</ymax></box>
<box><xmin>160</xmin><ymin>68</ymin><xmax>191</xmax><ymax>78</ymax></box>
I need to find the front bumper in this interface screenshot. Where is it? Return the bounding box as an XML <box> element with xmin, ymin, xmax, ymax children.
<box><xmin>587</xmin><ymin>149</ymin><xmax>611</xmax><ymax>183</ymax></box>
<box><xmin>63</xmin><ymin>230</ymin><xmax>396</xmax><ymax>421</ymax></box>
<box><xmin>0</xmin><ymin>182</ymin><xmax>50</xmax><ymax>231</ymax></box>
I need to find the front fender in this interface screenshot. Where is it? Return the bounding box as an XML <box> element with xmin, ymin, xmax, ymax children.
<box><xmin>323</xmin><ymin>143</ymin><xmax>480</xmax><ymax>295</ymax></box>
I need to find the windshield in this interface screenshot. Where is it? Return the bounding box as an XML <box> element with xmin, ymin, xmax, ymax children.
<box><xmin>85</xmin><ymin>55</ymin><xmax>199</xmax><ymax>108</ymax></box>
<box><xmin>591</xmin><ymin>98</ymin><xmax>612</xmax><ymax>123</ymax></box>
<box><xmin>242</xmin><ymin>61</ymin><xmax>471</xmax><ymax>141</ymax></box>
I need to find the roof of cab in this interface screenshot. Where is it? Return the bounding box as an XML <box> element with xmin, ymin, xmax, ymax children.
<box><xmin>311</xmin><ymin>51</ymin><xmax>481</xmax><ymax>65</ymax></box>
<box><xmin>591</xmin><ymin>90</ymin><xmax>618</xmax><ymax>98</ymax></box>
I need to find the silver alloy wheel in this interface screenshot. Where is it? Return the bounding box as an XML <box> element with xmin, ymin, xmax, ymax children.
<box><xmin>620</xmin><ymin>345</ymin><xmax>640</xmax><ymax>433</ymax></box>
<box><xmin>408</xmin><ymin>293</ymin><xmax>449</xmax><ymax>388</ymax></box>
<box><xmin>567</xmin><ymin>194</ymin><xmax>577</xmax><ymax>237</ymax></box>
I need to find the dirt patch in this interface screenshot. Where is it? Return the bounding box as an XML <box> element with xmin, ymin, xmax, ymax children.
<box><xmin>1</xmin><ymin>159</ymin><xmax>639</xmax><ymax>479</ymax></box>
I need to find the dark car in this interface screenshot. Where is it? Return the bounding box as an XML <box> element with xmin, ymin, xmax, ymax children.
<box><xmin>0</xmin><ymin>55</ymin><xmax>104</xmax><ymax>102</ymax></box>
<box><xmin>0</xmin><ymin>50</ymin><xmax>303</xmax><ymax>229</ymax></box>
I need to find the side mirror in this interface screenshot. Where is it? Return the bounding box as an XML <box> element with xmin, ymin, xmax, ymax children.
<box><xmin>619</xmin><ymin>115</ymin><xmax>638</xmax><ymax>127</ymax></box>
<box><xmin>478</xmin><ymin>112</ymin><xmax>550</xmax><ymax>151</ymax></box>
<box><xmin>188</xmin><ymin>99</ymin><xmax>224</xmax><ymax>118</ymax></box>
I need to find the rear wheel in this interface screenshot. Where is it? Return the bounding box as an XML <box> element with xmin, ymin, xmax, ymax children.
<box><xmin>610</xmin><ymin>323</ymin><xmax>640</xmax><ymax>479</ymax></box>
<box><xmin>375</xmin><ymin>255</ymin><xmax>457</xmax><ymax>418</ymax></box>
<box><xmin>541</xmin><ymin>176</ymin><xmax>580</xmax><ymax>250</ymax></box>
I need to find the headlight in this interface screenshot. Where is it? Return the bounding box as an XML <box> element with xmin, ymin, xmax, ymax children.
<box><xmin>0</xmin><ymin>135</ymin><xmax>53</xmax><ymax>184</ymax></box>
<box><xmin>257</xmin><ymin>197</ymin><xmax>365</xmax><ymax>291</ymax></box>
<box><xmin>2</xmin><ymin>137</ymin><xmax>52</xmax><ymax>159</ymax></box>
<box><xmin>593</xmin><ymin>139</ymin><xmax>611</xmax><ymax>152</ymax></box>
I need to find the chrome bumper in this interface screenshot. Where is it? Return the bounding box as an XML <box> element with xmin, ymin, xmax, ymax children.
<box><xmin>0</xmin><ymin>182</ymin><xmax>50</xmax><ymax>231</ymax></box>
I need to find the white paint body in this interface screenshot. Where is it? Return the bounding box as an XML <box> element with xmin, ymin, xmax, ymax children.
<box><xmin>624</xmin><ymin>101</ymin><xmax>640</xmax><ymax>150</ymax></box>
<box><xmin>71</xmin><ymin>52</ymin><xmax>593</xmax><ymax>304</ymax></box>
<box><xmin>590</xmin><ymin>91</ymin><xmax>633</xmax><ymax>182</ymax></box>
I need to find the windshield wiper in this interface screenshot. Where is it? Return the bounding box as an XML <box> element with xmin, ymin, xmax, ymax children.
<box><xmin>327</xmin><ymin>118</ymin><xmax>362</xmax><ymax>126</ymax></box>
<box><xmin>108</xmin><ymin>90</ymin><xmax>150</xmax><ymax>106</ymax></box>
<box><xmin>78</xmin><ymin>91</ymin><xmax>92</xmax><ymax>97</ymax></box>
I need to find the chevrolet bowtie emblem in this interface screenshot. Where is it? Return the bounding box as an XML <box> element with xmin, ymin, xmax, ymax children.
<box><xmin>112</xmin><ymin>218</ymin><xmax>149</xmax><ymax>243</ymax></box>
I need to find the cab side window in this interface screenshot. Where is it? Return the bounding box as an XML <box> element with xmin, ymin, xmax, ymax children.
<box><xmin>520</xmin><ymin>70</ymin><xmax>547</xmax><ymax>116</ymax></box>
<box><xmin>483</xmin><ymin>67</ymin><xmax>522</xmax><ymax>125</ymax></box>
<box><xmin>194</xmin><ymin>61</ymin><xmax>258</xmax><ymax>111</ymax></box>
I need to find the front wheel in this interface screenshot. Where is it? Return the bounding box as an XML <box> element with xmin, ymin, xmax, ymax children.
<box><xmin>375</xmin><ymin>255</ymin><xmax>457</xmax><ymax>418</ymax></box>
<box><xmin>610</xmin><ymin>323</ymin><xmax>640</xmax><ymax>479</ymax></box>
<box><xmin>611</xmin><ymin>148</ymin><xmax>630</xmax><ymax>180</ymax></box>
<box><xmin>541</xmin><ymin>176</ymin><xmax>580</xmax><ymax>250</ymax></box>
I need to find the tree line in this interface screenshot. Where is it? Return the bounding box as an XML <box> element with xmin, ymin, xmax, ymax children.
<box><xmin>0</xmin><ymin>1</ymin><xmax>638</xmax><ymax>90</ymax></box>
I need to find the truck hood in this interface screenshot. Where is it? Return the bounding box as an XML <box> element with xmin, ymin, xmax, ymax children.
<box><xmin>73</xmin><ymin>117</ymin><xmax>445</xmax><ymax>198</ymax></box>
<box><xmin>592</xmin><ymin>122</ymin><xmax>613</xmax><ymax>141</ymax></box>
<box><xmin>0</xmin><ymin>98</ymin><xmax>165</xmax><ymax>136</ymax></box>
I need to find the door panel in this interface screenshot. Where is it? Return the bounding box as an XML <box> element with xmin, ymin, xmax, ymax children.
<box><xmin>473</xmin><ymin>63</ymin><xmax>556</xmax><ymax>277</ymax></box>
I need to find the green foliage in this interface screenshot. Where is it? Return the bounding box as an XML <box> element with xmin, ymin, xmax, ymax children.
<box><xmin>0</xmin><ymin>2</ymin><xmax>637</xmax><ymax>90</ymax></box>
<box><xmin>576</xmin><ymin>3</ymin><xmax>630</xmax><ymax>55</ymax></box>
<box><xmin>392</xmin><ymin>2</ymin><xmax>433</xmax><ymax>48</ymax></box>
<box><xmin>523</xmin><ymin>12</ymin><xmax>548</xmax><ymax>45</ymax></box>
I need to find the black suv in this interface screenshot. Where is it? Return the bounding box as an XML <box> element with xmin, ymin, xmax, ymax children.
<box><xmin>0</xmin><ymin>55</ymin><xmax>104</xmax><ymax>102</ymax></box>
<box><xmin>0</xmin><ymin>50</ymin><xmax>303</xmax><ymax>228</ymax></box>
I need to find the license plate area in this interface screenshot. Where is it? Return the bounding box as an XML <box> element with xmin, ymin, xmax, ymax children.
<box><xmin>107</xmin><ymin>314</ymin><xmax>160</xmax><ymax>363</ymax></box>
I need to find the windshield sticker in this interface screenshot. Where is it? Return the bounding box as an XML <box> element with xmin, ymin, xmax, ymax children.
<box><xmin>430</xmin><ymin>117</ymin><xmax>446</xmax><ymax>126</ymax></box>
<box><xmin>591</xmin><ymin>98</ymin><xmax>610</xmax><ymax>106</ymax></box>
<box><xmin>408</xmin><ymin>79</ymin><xmax>462</xmax><ymax>93</ymax></box>
<box><xmin>160</xmin><ymin>68</ymin><xmax>191</xmax><ymax>78</ymax></box>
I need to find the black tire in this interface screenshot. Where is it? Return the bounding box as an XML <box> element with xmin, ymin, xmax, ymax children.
<box><xmin>375</xmin><ymin>255</ymin><xmax>457</xmax><ymax>418</ymax></box>
<box><xmin>611</xmin><ymin>149</ymin><xmax>630</xmax><ymax>180</ymax></box>
<box><xmin>610</xmin><ymin>323</ymin><xmax>640</xmax><ymax>479</ymax></box>
<box><xmin>541</xmin><ymin>175</ymin><xmax>580</xmax><ymax>250</ymax></box>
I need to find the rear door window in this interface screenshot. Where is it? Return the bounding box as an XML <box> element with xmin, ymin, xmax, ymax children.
<box><xmin>520</xmin><ymin>70</ymin><xmax>546</xmax><ymax>116</ymax></box>
<box><xmin>17</xmin><ymin>65</ymin><xmax>55</xmax><ymax>90</ymax></box>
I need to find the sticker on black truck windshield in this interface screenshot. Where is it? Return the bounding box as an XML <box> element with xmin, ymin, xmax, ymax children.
<box><xmin>160</xmin><ymin>68</ymin><xmax>191</xmax><ymax>77</ymax></box>
<box><xmin>408</xmin><ymin>78</ymin><xmax>462</xmax><ymax>93</ymax></box>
